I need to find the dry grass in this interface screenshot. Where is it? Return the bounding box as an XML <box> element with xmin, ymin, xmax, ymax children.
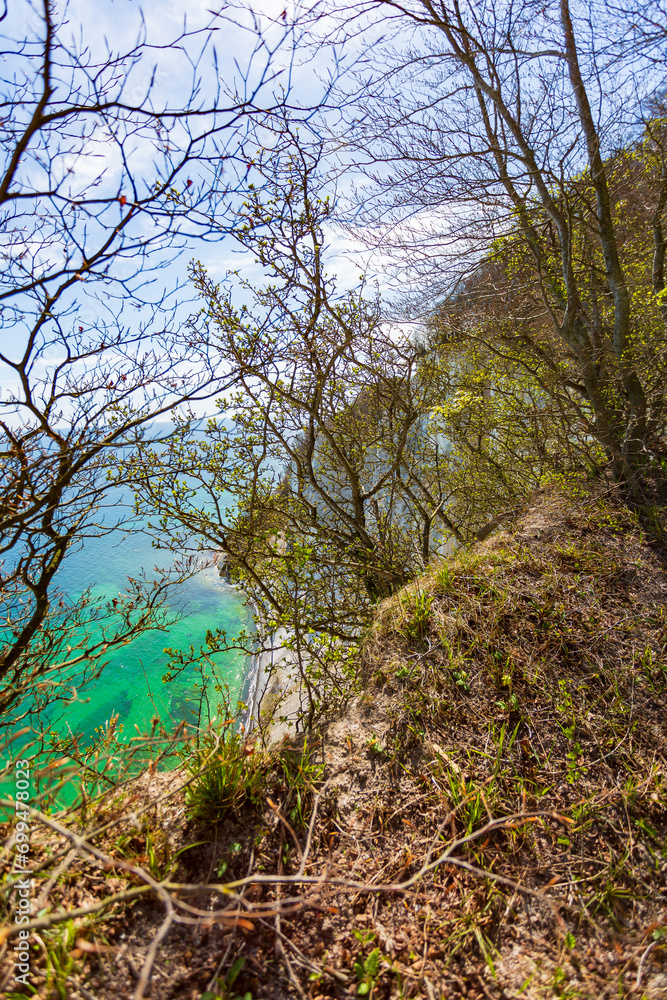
<box><xmin>2</xmin><ymin>486</ymin><xmax>666</xmax><ymax>1000</ymax></box>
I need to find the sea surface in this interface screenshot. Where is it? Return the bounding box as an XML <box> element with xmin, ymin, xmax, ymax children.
<box><xmin>1</xmin><ymin>474</ymin><xmax>252</xmax><ymax>806</ymax></box>
<box><xmin>48</xmin><ymin>492</ymin><xmax>252</xmax><ymax>741</ymax></box>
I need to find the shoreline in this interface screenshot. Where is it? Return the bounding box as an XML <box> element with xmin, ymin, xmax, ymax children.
<box><xmin>215</xmin><ymin>566</ymin><xmax>305</xmax><ymax>744</ymax></box>
<box><xmin>244</xmin><ymin>626</ymin><xmax>306</xmax><ymax>744</ymax></box>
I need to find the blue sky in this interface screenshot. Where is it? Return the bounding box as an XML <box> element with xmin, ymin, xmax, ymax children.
<box><xmin>0</xmin><ymin>1</ymin><xmax>382</xmax><ymax>414</ymax></box>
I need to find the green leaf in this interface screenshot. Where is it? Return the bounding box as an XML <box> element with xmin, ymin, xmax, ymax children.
<box><xmin>366</xmin><ymin>948</ymin><xmax>381</xmax><ymax>977</ymax></box>
<box><xmin>226</xmin><ymin>956</ymin><xmax>246</xmax><ymax>988</ymax></box>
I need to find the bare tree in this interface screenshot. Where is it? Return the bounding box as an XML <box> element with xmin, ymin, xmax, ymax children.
<box><xmin>324</xmin><ymin>0</ymin><xmax>667</xmax><ymax>489</ymax></box>
<box><xmin>0</xmin><ymin>0</ymin><xmax>323</xmax><ymax>723</ymax></box>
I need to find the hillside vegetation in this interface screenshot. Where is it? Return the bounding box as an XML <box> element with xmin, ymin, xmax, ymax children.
<box><xmin>3</xmin><ymin>3</ymin><xmax>667</xmax><ymax>998</ymax></box>
<box><xmin>3</xmin><ymin>485</ymin><xmax>666</xmax><ymax>1000</ymax></box>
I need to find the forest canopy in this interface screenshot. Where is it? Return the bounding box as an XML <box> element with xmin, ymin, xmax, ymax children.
<box><xmin>122</xmin><ymin>0</ymin><xmax>667</xmax><ymax>723</ymax></box>
<box><xmin>2</xmin><ymin>0</ymin><xmax>667</xmax><ymax>726</ymax></box>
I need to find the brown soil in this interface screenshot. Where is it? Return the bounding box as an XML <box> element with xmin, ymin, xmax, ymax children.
<box><xmin>2</xmin><ymin>487</ymin><xmax>667</xmax><ymax>1000</ymax></box>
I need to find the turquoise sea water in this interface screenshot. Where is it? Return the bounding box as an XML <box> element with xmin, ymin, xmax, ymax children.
<box><xmin>50</xmin><ymin>495</ymin><xmax>250</xmax><ymax>738</ymax></box>
<box><xmin>1</xmin><ymin>480</ymin><xmax>251</xmax><ymax>805</ymax></box>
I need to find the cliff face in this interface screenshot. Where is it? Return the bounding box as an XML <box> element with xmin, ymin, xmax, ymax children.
<box><xmin>3</xmin><ymin>487</ymin><xmax>666</xmax><ymax>1000</ymax></box>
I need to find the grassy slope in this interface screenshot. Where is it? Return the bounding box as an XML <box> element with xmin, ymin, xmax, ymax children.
<box><xmin>2</xmin><ymin>486</ymin><xmax>667</xmax><ymax>1000</ymax></box>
